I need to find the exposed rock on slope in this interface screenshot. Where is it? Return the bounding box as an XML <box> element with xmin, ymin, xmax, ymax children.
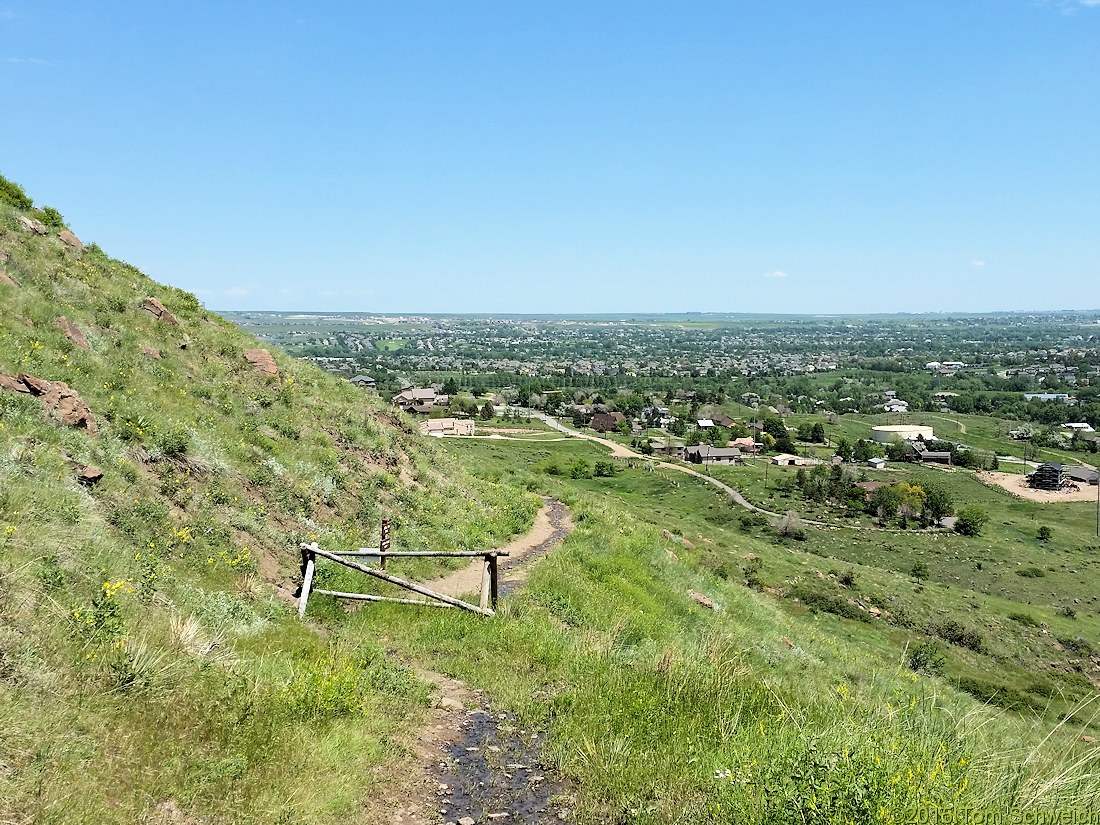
<box><xmin>244</xmin><ymin>348</ymin><xmax>279</xmax><ymax>377</ymax></box>
<box><xmin>141</xmin><ymin>296</ymin><xmax>179</xmax><ymax>324</ymax></box>
<box><xmin>0</xmin><ymin>372</ymin><xmax>97</xmax><ymax>433</ymax></box>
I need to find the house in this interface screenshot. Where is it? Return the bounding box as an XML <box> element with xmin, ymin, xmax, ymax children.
<box><xmin>1024</xmin><ymin>393</ymin><xmax>1075</xmax><ymax>405</ymax></box>
<box><xmin>856</xmin><ymin>481</ymin><xmax>888</xmax><ymax>501</ymax></box>
<box><xmin>867</xmin><ymin>457</ymin><xmax>887</xmax><ymax>470</ymax></box>
<box><xmin>712</xmin><ymin>414</ymin><xmax>736</xmax><ymax>428</ymax></box>
<box><xmin>1064</xmin><ymin>465</ymin><xmax>1100</xmax><ymax>486</ymax></box>
<box><xmin>729</xmin><ymin>436</ymin><xmax>760</xmax><ymax>454</ymax></box>
<box><xmin>770</xmin><ymin>453</ymin><xmax>816</xmax><ymax>467</ymax></box>
<box><xmin>740</xmin><ymin>392</ymin><xmax>761</xmax><ymax>406</ymax></box>
<box><xmin>909</xmin><ymin>441</ymin><xmax>952</xmax><ymax>465</ymax></box>
<box><xmin>420</xmin><ymin>418</ymin><xmax>475</xmax><ymax>437</ymax></box>
<box><xmin>685</xmin><ymin>445</ymin><xmax>743</xmax><ymax>465</ymax></box>
<box><xmin>883</xmin><ymin>400</ymin><xmax>910</xmax><ymax>413</ymax></box>
<box><xmin>349</xmin><ymin>375</ymin><xmax>376</xmax><ymax>388</ymax></box>
<box><xmin>394</xmin><ymin>387</ymin><xmax>447</xmax><ymax>413</ymax></box>
<box><xmin>590</xmin><ymin>411</ymin><xmax>626</xmax><ymax>432</ymax></box>
<box><xmin>1028</xmin><ymin>463</ymin><xmax>1065</xmax><ymax>491</ymax></box>
<box><xmin>1062</xmin><ymin>423</ymin><xmax>1095</xmax><ymax>433</ymax></box>
<box><xmin>649</xmin><ymin>439</ymin><xmax>685</xmax><ymax>460</ymax></box>
<box><xmin>696</xmin><ymin>418</ymin><xmax>715</xmax><ymax>429</ymax></box>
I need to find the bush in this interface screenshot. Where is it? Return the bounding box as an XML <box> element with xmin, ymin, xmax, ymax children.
<box><xmin>0</xmin><ymin>174</ymin><xmax>33</xmax><ymax>210</ymax></box>
<box><xmin>1037</xmin><ymin>525</ymin><xmax>1053</xmax><ymax>542</ymax></box>
<box><xmin>156</xmin><ymin>427</ymin><xmax>190</xmax><ymax>459</ymax></box>
<box><xmin>1057</xmin><ymin>636</ymin><xmax>1093</xmax><ymax>656</ymax></box>
<box><xmin>39</xmin><ymin>206</ymin><xmax>64</xmax><ymax>227</ymax></box>
<box><xmin>593</xmin><ymin>460</ymin><xmax>616</xmax><ymax>477</ymax></box>
<box><xmin>789</xmin><ymin>583</ymin><xmax>871</xmax><ymax>622</ymax></box>
<box><xmin>1008</xmin><ymin>612</ymin><xmax>1040</xmax><ymax>627</ymax></box>
<box><xmin>738</xmin><ymin>512</ymin><xmax>768</xmax><ymax>531</ymax></box>
<box><xmin>568</xmin><ymin>459</ymin><xmax>592</xmax><ymax>479</ymax></box>
<box><xmin>931</xmin><ymin>619</ymin><xmax>985</xmax><ymax>653</ymax></box>
<box><xmin>953</xmin><ymin>506</ymin><xmax>989</xmax><ymax>537</ymax></box>
<box><xmin>909</xmin><ymin>561</ymin><xmax>930</xmax><ymax>582</ymax></box>
<box><xmin>1015</xmin><ymin>567</ymin><xmax>1045</xmax><ymax>578</ymax></box>
<box><xmin>907</xmin><ymin>640</ymin><xmax>945</xmax><ymax>675</ymax></box>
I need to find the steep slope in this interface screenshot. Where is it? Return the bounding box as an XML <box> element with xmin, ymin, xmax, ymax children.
<box><xmin>0</xmin><ymin>176</ymin><xmax>536</xmax><ymax>824</ymax></box>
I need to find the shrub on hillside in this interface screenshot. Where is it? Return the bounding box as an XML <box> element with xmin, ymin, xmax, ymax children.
<box><xmin>907</xmin><ymin>640</ymin><xmax>946</xmax><ymax>675</ymax></box>
<box><xmin>953</xmin><ymin>506</ymin><xmax>989</xmax><ymax>537</ymax></box>
<box><xmin>0</xmin><ymin>174</ymin><xmax>33</xmax><ymax>210</ymax></box>
<box><xmin>931</xmin><ymin>619</ymin><xmax>986</xmax><ymax>653</ymax></box>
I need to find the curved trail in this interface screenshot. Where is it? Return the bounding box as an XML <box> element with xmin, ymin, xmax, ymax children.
<box><xmin>420</xmin><ymin>498</ymin><xmax>573</xmax><ymax>599</ymax></box>
<box><xmin>524</xmin><ymin>412</ymin><xmax>955</xmax><ymax>534</ymax></box>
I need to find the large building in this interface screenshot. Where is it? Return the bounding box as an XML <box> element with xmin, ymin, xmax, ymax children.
<box><xmin>870</xmin><ymin>424</ymin><xmax>934</xmax><ymax>444</ymax></box>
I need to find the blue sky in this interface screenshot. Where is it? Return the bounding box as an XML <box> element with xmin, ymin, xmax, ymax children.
<box><xmin>2</xmin><ymin>2</ymin><xmax>1098</xmax><ymax>314</ymax></box>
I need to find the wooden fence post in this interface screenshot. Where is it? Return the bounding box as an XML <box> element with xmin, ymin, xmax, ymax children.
<box><xmin>479</xmin><ymin>556</ymin><xmax>491</xmax><ymax>611</ymax></box>
<box><xmin>489</xmin><ymin>553</ymin><xmax>499</xmax><ymax>610</ymax></box>
<box><xmin>380</xmin><ymin>519</ymin><xmax>391</xmax><ymax>571</ymax></box>
<box><xmin>298</xmin><ymin>542</ymin><xmax>318</xmax><ymax>619</ymax></box>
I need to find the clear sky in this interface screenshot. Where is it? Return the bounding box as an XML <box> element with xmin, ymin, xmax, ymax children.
<box><xmin>3</xmin><ymin>2</ymin><xmax>1098</xmax><ymax>314</ymax></box>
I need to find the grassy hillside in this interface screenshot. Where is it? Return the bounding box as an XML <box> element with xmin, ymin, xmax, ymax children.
<box><xmin>3</xmin><ymin>175</ymin><xmax>1100</xmax><ymax>823</ymax></box>
<box><xmin>0</xmin><ymin>179</ymin><xmax>536</xmax><ymax>823</ymax></box>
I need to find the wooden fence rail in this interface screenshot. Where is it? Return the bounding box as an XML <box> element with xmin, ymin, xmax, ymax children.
<box><xmin>297</xmin><ymin>542</ymin><xmax>507</xmax><ymax>619</ymax></box>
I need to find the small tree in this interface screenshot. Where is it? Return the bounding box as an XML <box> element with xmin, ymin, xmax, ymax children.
<box><xmin>953</xmin><ymin>506</ymin><xmax>989</xmax><ymax>537</ymax></box>
<box><xmin>479</xmin><ymin>401</ymin><xmax>495</xmax><ymax>420</ymax></box>
<box><xmin>923</xmin><ymin>484</ymin><xmax>954</xmax><ymax>524</ymax></box>
<box><xmin>835</xmin><ymin>438</ymin><xmax>854</xmax><ymax>462</ymax></box>
<box><xmin>1037</xmin><ymin>525</ymin><xmax>1053</xmax><ymax>542</ymax></box>
<box><xmin>811</xmin><ymin>422</ymin><xmax>826</xmax><ymax>443</ymax></box>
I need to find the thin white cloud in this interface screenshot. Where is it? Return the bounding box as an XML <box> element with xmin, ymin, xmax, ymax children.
<box><xmin>5</xmin><ymin>57</ymin><xmax>51</xmax><ymax>66</ymax></box>
<box><xmin>764</xmin><ymin>270</ymin><xmax>788</xmax><ymax>279</ymax></box>
<box><xmin>224</xmin><ymin>286</ymin><xmax>249</xmax><ymax>296</ymax></box>
<box><xmin>971</xmin><ymin>259</ymin><xmax>986</xmax><ymax>268</ymax></box>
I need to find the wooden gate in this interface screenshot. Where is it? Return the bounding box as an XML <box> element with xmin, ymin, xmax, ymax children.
<box><xmin>297</xmin><ymin>541</ymin><xmax>507</xmax><ymax>619</ymax></box>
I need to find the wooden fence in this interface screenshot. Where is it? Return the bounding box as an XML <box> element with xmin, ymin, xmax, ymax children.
<box><xmin>297</xmin><ymin>541</ymin><xmax>508</xmax><ymax>619</ymax></box>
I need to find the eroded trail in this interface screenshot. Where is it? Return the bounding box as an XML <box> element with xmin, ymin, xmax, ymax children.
<box><xmin>371</xmin><ymin>499</ymin><xmax>575</xmax><ymax>825</ymax></box>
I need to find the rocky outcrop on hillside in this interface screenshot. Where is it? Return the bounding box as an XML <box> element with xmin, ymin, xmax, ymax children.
<box><xmin>0</xmin><ymin>372</ymin><xmax>98</xmax><ymax>433</ymax></box>
<box><xmin>141</xmin><ymin>296</ymin><xmax>179</xmax><ymax>325</ymax></box>
<box><xmin>244</xmin><ymin>348</ymin><xmax>279</xmax><ymax>377</ymax></box>
<box><xmin>0</xmin><ymin>270</ymin><xmax>16</xmax><ymax>287</ymax></box>
<box><xmin>17</xmin><ymin>215</ymin><xmax>47</xmax><ymax>235</ymax></box>
<box><xmin>58</xmin><ymin>229</ymin><xmax>84</xmax><ymax>251</ymax></box>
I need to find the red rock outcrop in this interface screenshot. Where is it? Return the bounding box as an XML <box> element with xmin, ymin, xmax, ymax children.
<box><xmin>78</xmin><ymin>465</ymin><xmax>104</xmax><ymax>485</ymax></box>
<box><xmin>140</xmin><ymin>343</ymin><xmax>162</xmax><ymax>360</ymax></box>
<box><xmin>57</xmin><ymin>317</ymin><xmax>89</xmax><ymax>350</ymax></box>
<box><xmin>141</xmin><ymin>297</ymin><xmax>179</xmax><ymax>325</ymax></box>
<box><xmin>58</xmin><ymin>230</ymin><xmax>84</xmax><ymax>251</ymax></box>
<box><xmin>243</xmin><ymin>348</ymin><xmax>279</xmax><ymax>377</ymax></box>
<box><xmin>0</xmin><ymin>270</ymin><xmax>16</xmax><ymax>287</ymax></box>
<box><xmin>0</xmin><ymin>373</ymin><xmax>97</xmax><ymax>434</ymax></box>
<box><xmin>17</xmin><ymin>216</ymin><xmax>47</xmax><ymax>235</ymax></box>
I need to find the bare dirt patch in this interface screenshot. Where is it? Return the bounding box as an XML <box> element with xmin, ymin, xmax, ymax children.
<box><xmin>979</xmin><ymin>471</ymin><xmax>1099</xmax><ymax>503</ymax></box>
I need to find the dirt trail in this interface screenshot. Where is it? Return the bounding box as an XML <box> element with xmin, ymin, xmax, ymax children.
<box><xmin>421</xmin><ymin>499</ymin><xmax>573</xmax><ymax>599</ymax></box>
<box><xmin>368</xmin><ymin>500</ymin><xmax>574</xmax><ymax>824</ymax></box>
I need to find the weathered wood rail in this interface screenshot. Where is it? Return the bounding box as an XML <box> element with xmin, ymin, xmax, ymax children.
<box><xmin>297</xmin><ymin>542</ymin><xmax>507</xmax><ymax>619</ymax></box>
